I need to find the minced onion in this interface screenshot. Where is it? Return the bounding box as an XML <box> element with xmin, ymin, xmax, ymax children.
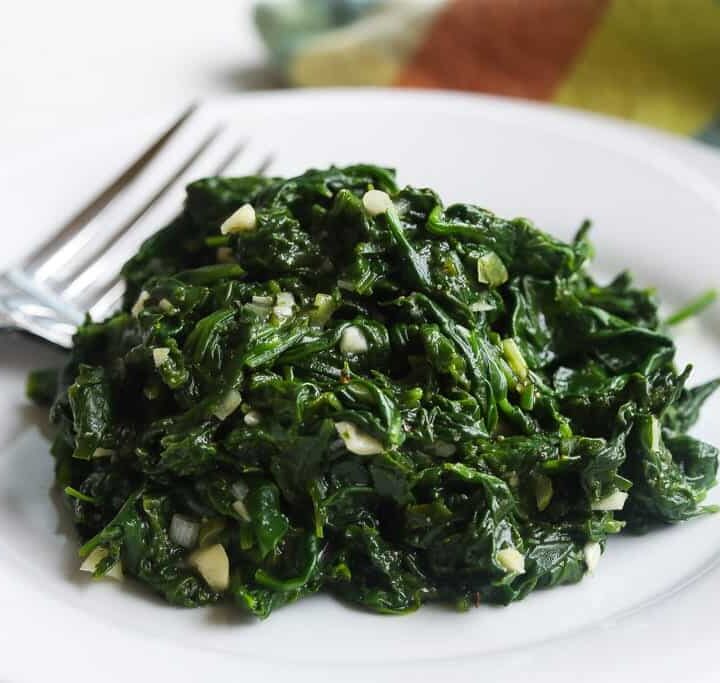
<box><xmin>169</xmin><ymin>514</ymin><xmax>199</xmax><ymax>549</ymax></box>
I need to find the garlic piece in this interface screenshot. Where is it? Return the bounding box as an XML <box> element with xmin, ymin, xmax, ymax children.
<box><xmin>152</xmin><ymin>347</ymin><xmax>170</xmax><ymax>367</ymax></box>
<box><xmin>362</xmin><ymin>189</ymin><xmax>394</xmax><ymax>216</ymax></box>
<box><xmin>334</xmin><ymin>421</ymin><xmax>384</xmax><ymax>455</ymax></box>
<box><xmin>158</xmin><ymin>298</ymin><xmax>175</xmax><ymax>313</ymax></box>
<box><xmin>339</xmin><ymin>325</ymin><xmax>368</xmax><ymax>354</ymax></box>
<box><xmin>591</xmin><ymin>491</ymin><xmax>629</xmax><ymax>511</ymax></box>
<box><xmin>497</xmin><ymin>547</ymin><xmax>526</xmax><ymax>574</ymax></box>
<box><xmin>220</xmin><ymin>204</ymin><xmax>256</xmax><ymax>234</ymax></box>
<box><xmin>244</xmin><ymin>410</ymin><xmax>261</xmax><ymax>426</ymax></box>
<box><xmin>188</xmin><ymin>544</ymin><xmax>230</xmax><ymax>592</ymax></box>
<box><xmin>273</xmin><ymin>304</ymin><xmax>294</xmax><ymax>320</ymax></box>
<box><xmin>232</xmin><ymin>499</ymin><xmax>251</xmax><ymax>522</ymax></box>
<box><xmin>131</xmin><ymin>290</ymin><xmax>150</xmax><ymax>317</ymax></box>
<box><xmin>584</xmin><ymin>541</ymin><xmax>602</xmax><ymax>574</ymax></box>
<box><xmin>80</xmin><ymin>547</ymin><xmax>123</xmax><ymax>581</ymax></box>
<box><xmin>213</xmin><ymin>389</ymin><xmax>242</xmax><ymax>420</ymax></box>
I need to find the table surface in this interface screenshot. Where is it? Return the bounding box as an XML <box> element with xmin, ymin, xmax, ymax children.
<box><xmin>3</xmin><ymin>0</ymin><xmax>719</xmax><ymax>172</ymax></box>
<box><xmin>0</xmin><ymin>0</ymin><xmax>268</xmax><ymax>156</ymax></box>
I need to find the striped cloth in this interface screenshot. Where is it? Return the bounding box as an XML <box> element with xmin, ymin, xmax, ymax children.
<box><xmin>255</xmin><ymin>0</ymin><xmax>720</xmax><ymax>145</ymax></box>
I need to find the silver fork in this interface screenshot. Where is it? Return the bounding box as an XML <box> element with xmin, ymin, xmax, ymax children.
<box><xmin>0</xmin><ymin>104</ymin><xmax>272</xmax><ymax>348</ymax></box>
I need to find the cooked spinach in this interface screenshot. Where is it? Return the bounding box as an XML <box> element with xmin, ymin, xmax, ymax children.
<box><xmin>29</xmin><ymin>165</ymin><xmax>718</xmax><ymax>617</ymax></box>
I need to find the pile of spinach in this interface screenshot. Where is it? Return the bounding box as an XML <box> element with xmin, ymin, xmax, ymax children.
<box><xmin>30</xmin><ymin>165</ymin><xmax>719</xmax><ymax>617</ymax></box>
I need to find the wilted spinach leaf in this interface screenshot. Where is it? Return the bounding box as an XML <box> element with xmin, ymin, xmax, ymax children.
<box><xmin>31</xmin><ymin>165</ymin><xmax>718</xmax><ymax>618</ymax></box>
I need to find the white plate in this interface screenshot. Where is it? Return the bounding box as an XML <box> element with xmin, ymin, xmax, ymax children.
<box><xmin>1</xmin><ymin>90</ymin><xmax>719</xmax><ymax>682</ymax></box>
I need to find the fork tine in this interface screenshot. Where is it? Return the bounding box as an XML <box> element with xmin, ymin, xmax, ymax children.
<box><xmin>86</xmin><ymin>149</ymin><xmax>272</xmax><ymax>321</ymax></box>
<box><xmin>213</xmin><ymin>141</ymin><xmax>247</xmax><ymax>175</ymax></box>
<box><xmin>24</xmin><ymin>103</ymin><xmax>197</xmax><ymax>275</ymax></box>
<box><xmin>65</xmin><ymin>129</ymin><xmax>236</xmax><ymax>306</ymax></box>
<box><xmin>51</xmin><ymin>126</ymin><xmax>225</xmax><ymax>296</ymax></box>
<box><xmin>255</xmin><ymin>154</ymin><xmax>275</xmax><ymax>176</ymax></box>
<box><xmin>88</xmin><ymin>279</ymin><xmax>125</xmax><ymax>322</ymax></box>
<box><xmin>63</xmin><ymin>130</ymin><xmax>236</xmax><ymax>308</ymax></box>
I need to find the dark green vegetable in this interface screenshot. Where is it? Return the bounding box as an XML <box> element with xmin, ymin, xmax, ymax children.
<box><xmin>665</xmin><ymin>289</ymin><xmax>717</xmax><ymax>326</ymax></box>
<box><xmin>27</xmin><ymin>368</ymin><xmax>59</xmax><ymax>406</ymax></box>
<box><xmin>31</xmin><ymin>165</ymin><xmax>719</xmax><ymax>618</ymax></box>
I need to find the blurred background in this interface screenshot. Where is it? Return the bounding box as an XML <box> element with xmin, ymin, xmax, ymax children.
<box><xmin>1</xmin><ymin>0</ymin><xmax>719</xmax><ymax>155</ymax></box>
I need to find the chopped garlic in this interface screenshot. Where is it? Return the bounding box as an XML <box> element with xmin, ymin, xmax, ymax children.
<box><xmin>362</xmin><ymin>189</ymin><xmax>394</xmax><ymax>216</ymax></box>
<box><xmin>339</xmin><ymin>325</ymin><xmax>368</xmax><ymax>354</ymax></box>
<box><xmin>334</xmin><ymin>421</ymin><xmax>384</xmax><ymax>455</ymax></box>
<box><xmin>92</xmin><ymin>447</ymin><xmax>115</xmax><ymax>459</ymax></box>
<box><xmin>213</xmin><ymin>389</ymin><xmax>242</xmax><ymax>420</ymax></box>
<box><xmin>80</xmin><ymin>547</ymin><xmax>107</xmax><ymax>573</ymax></box>
<box><xmin>584</xmin><ymin>541</ymin><xmax>602</xmax><ymax>574</ymax></box>
<box><xmin>273</xmin><ymin>304</ymin><xmax>294</xmax><ymax>320</ymax></box>
<box><xmin>158</xmin><ymin>298</ymin><xmax>175</xmax><ymax>314</ymax></box>
<box><xmin>502</xmin><ymin>338</ymin><xmax>528</xmax><ymax>381</ymax></box>
<box><xmin>131</xmin><ymin>290</ymin><xmax>150</xmax><ymax>317</ymax></box>
<box><xmin>244</xmin><ymin>410</ymin><xmax>261</xmax><ymax>426</ymax></box>
<box><xmin>497</xmin><ymin>547</ymin><xmax>526</xmax><ymax>574</ymax></box>
<box><xmin>591</xmin><ymin>490</ymin><xmax>629</xmax><ymax>511</ymax></box>
<box><xmin>152</xmin><ymin>347</ymin><xmax>170</xmax><ymax>367</ymax></box>
<box><xmin>188</xmin><ymin>544</ymin><xmax>230</xmax><ymax>591</ymax></box>
<box><xmin>80</xmin><ymin>547</ymin><xmax>123</xmax><ymax>581</ymax></box>
<box><xmin>275</xmin><ymin>291</ymin><xmax>296</xmax><ymax>306</ymax></box>
<box><xmin>105</xmin><ymin>562</ymin><xmax>124</xmax><ymax>581</ymax></box>
<box><xmin>252</xmin><ymin>295</ymin><xmax>274</xmax><ymax>306</ymax></box>
<box><xmin>220</xmin><ymin>203</ymin><xmax>256</xmax><ymax>234</ymax></box>
<box><xmin>232</xmin><ymin>499</ymin><xmax>251</xmax><ymax>522</ymax></box>
<box><xmin>477</xmin><ymin>251</ymin><xmax>509</xmax><ymax>287</ymax></box>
